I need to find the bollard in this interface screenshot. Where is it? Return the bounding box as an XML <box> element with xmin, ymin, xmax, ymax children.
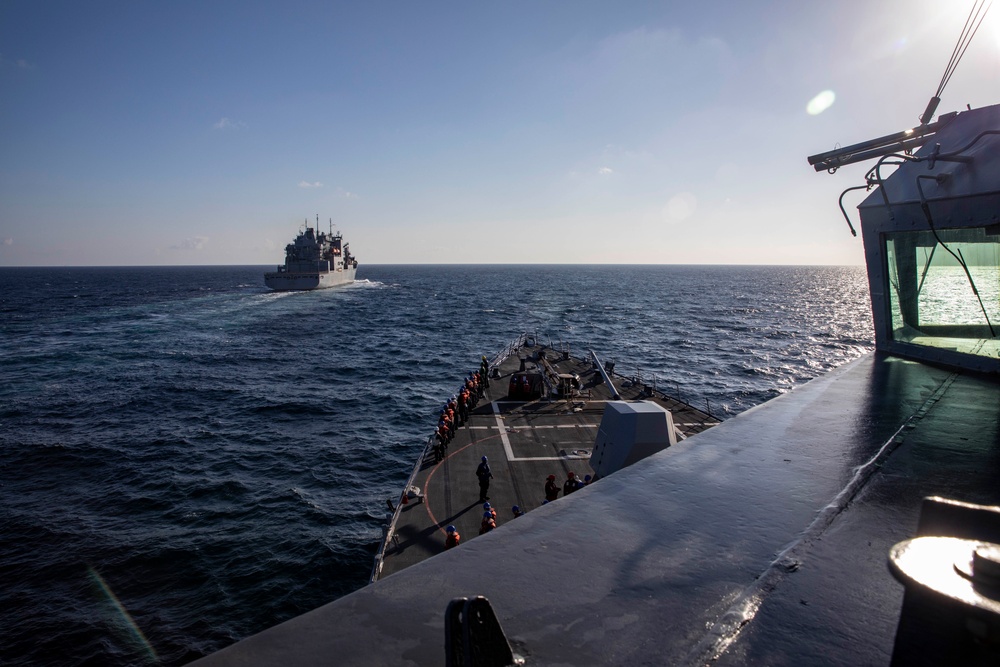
<box><xmin>888</xmin><ymin>497</ymin><xmax>1000</xmax><ymax>665</ymax></box>
<box><xmin>445</xmin><ymin>596</ymin><xmax>522</xmax><ymax>667</ymax></box>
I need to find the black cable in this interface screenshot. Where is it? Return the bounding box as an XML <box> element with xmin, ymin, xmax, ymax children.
<box><xmin>837</xmin><ymin>185</ymin><xmax>871</xmax><ymax>237</ymax></box>
<box><xmin>931</xmin><ymin>130</ymin><xmax>1000</xmax><ymax>161</ymax></box>
<box><xmin>871</xmin><ymin>153</ymin><xmax>920</xmax><ymax>210</ymax></box>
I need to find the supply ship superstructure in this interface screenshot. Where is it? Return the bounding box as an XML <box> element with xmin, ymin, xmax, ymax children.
<box><xmin>264</xmin><ymin>217</ymin><xmax>357</xmax><ymax>291</ymax></box>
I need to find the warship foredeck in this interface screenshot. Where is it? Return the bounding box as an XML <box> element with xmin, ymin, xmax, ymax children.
<box><xmin>372</xmin><ymin>338</ymin><xmax>719</xmax><ymax>581</ymax></box>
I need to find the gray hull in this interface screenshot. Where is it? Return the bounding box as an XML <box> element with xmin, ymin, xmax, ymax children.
<box><xmin>263</xmin><ymin>266</ymin><xmax>357</xmax><ymax>291</ymax></box>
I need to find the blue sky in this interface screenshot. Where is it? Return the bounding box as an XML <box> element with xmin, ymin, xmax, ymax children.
<box><xmin>1</xmin><ymin>1</ymin><xmax>998</xmax><ymax>266</ymax></box>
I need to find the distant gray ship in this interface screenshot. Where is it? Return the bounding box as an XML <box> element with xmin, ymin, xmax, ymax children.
<box><xmin>264</xmin><ymin>217</ymin><xmax>358</xmax><ymax>291</ymax></box>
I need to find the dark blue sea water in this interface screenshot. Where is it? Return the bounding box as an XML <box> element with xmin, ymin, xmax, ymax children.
<box><xmin>0</xmin><ymin>265</ymin><xmax>873</xmax><ymax>666</ymax></box>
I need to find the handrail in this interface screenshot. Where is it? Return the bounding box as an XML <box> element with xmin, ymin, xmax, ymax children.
<box><xmin>607</xmin><ymin>360</ymin><xmax>717</xmax><ymax>427</ymax></box>
<box><xmin>488</xmin><ymin>332</ymin><xmax>530</xmax><ymax>370</ymax></box>
<box><xmin>370</xmin><ymin>433</ymin><xmax>435</xmax><ymax>582</ymax></box>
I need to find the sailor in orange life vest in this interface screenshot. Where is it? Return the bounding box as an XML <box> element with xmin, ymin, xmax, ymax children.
<box><xmin>483</xmin><ymin>502</ymin><xmax>497</xmax><ymax>521</ymax></box>
<box><xmin>445</xmin><ymin>525</ymin><xmax>460</xmax><ymax>548</ymax></box>
<box><xmin>479</xmin><ymin>511</ymin><xmax>497</xmax><ymax>535</ymax></box>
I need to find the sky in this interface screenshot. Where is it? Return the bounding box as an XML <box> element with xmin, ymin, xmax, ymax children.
<box><xmin>1</xmin><ymin>0</ymin><xmax>998</xmax><ymax>266</ymax></box>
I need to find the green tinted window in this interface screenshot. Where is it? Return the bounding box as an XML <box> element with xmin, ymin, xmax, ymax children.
<box><xmin>885</xmin><ymin>228</ymin><xmax>1000</xmax><ymax>357</ymax></box>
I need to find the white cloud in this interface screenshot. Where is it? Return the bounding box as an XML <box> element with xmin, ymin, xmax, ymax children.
<box><xmin>1</xmin><ymin>237</ymin><xmax>12</xmax><ymax>247</ymax></box>
<box><xmin>172</xmin><ymin>236</ymin><xmax>209</xmax><ymax>251</ymax></box>
<box><xmin>213</xmin><ymin>117</ymin><xmax>247</xmax><ymax>130</ymax></box>
<box><xmin>298</xmin><ymin>181</ymin><xmax>325</xmax><ymax>189</ymax></box>
<box><xmin>333</xmin><ymin>187</ymin><xmax>358</xmax><ymax>199</ymax></box>
<box><xmin>598</xmin><ymin>167</ymin><xmax>614</xmax><ymax>175</ymax></box>
<box><xmin>0</xmin><ymin>54</ymin><xmax>33</xmax><ymax>69</ymax></box>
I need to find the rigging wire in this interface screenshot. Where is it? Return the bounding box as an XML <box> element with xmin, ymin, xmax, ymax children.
<box><xmin>937</xmin><ymin>0</ymin><xmax>993</xmax><ymax>98</ymax></box>
<box><xmin>920</xmin><ymin>0</ymin><xmax>992</xmax><ymax>124</ymax></box>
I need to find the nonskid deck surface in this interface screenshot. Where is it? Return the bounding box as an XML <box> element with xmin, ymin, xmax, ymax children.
<box><xmin>374</xmin><ymin>342</ymin><xmax>719</xmax><ymax>580</ymax></box>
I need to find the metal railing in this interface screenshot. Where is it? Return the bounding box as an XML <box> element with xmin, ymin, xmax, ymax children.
<box><xmin>370</xmin><ymin>433</ymin><xmax>436</xmax><ymax>583</ymax></box>
<box><xmin>488</xmin><ymin>332</ymin><xmax>530</xmax><ymax>370</ymax></box>
<box><xmin>624</xmin><ymin>366</ymin><xmax>716</xmax><ymax>422</ymax></box>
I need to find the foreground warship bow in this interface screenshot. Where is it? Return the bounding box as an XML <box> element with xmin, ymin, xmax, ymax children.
<box><xmin>370</xmin><ymin>337</ymin><xmax>720</xmax><ymax>584</ymax></box>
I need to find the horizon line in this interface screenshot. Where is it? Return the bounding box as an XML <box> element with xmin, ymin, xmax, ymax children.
<box><xmin>0</xmin><ymin>261</ymin><xmax>868</xmax><ymax>269</ymax></box>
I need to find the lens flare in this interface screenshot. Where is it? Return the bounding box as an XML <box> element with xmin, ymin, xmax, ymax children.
<box><xmin>664</xmin><ymin>192</ymin><xmax>697</xmax><ymax>222</ymax></box>
<box><xmin>806</xmin><ymin>90</ymin><xmax>836</xmax><ymax>116</ymax></box>
<box><xmin>88</xmin><ymin>566</ymin><xmax>158</xmax><ymax>663</ymax></box>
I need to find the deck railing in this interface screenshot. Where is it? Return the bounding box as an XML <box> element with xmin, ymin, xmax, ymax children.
<box><xmin>370</xmin><ymin>433</ymin><xmax>436</xmax><ymax>582</ymax></box>
<box><xmin>487</xmin><ymin>332</ymin><xmax>531</xmax><ymax>370</ymax></box>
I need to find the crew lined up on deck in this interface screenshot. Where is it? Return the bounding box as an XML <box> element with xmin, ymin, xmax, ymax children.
<box><xmin>432</xmin><ymin>359</ymin><xmax>490</xmax><ymax>463</ymax></box>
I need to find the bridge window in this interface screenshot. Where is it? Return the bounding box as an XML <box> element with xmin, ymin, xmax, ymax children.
<box><xmin>885</xmin><ymin>227</ymin><xmax>1000</xmax><ymax>358</ymax></box>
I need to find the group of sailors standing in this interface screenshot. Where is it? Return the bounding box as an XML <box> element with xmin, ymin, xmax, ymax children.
<box><xmin>447</xmin><ymin>463</ymin><xmax>592</xmax><ymax>551</ymax></box>
<box><xmin>432</xmin><ymin>356</ymin><xmax>491</xmax><ymax>463</ymax></box>
<box><xmin>445</xmin><ymin>500</ymin><xmax>525</xmax><ymax>550</ymax></box>
<box><xmin>545</xmin><ymin>471</ymin><xmax>591</xmax><ymax>502</ymax></box>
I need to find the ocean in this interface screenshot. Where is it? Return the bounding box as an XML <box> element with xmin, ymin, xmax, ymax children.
<box><xmin>0</xmin><ymin>264</ymin><xmax>873</xmax><ymax>666</ymax></box>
